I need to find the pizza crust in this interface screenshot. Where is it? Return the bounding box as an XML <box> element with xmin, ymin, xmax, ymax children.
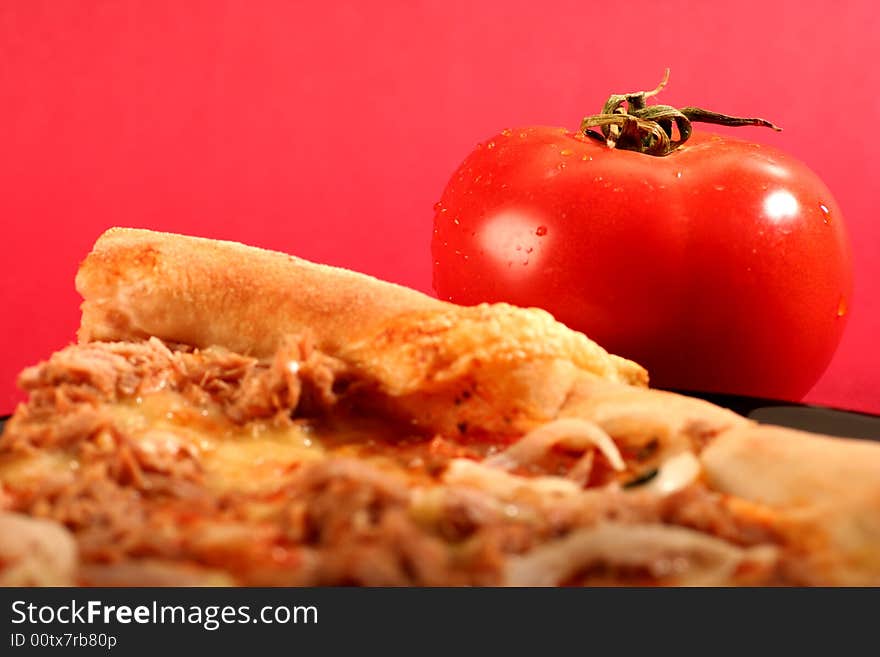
<box><xmin>76</xmin><ymin>227</ymin><xmax>647</xmax><ymax>435</ymax></box>
<box><xmin>0</xmin><ymin>226</ymin><xmax>875</xmax><ymax>586</ymax></box>
<box><xmin>76</xmin><ymin>227</ymin><xmax>443</xmax><ymax>358</ymax></box>
<box><xmin>0</xmin><ymin>513</ymin><xmax>78</xmax><ymax>586</ymax></box>
<box><xmin>702</xmin><ymin>425</ymin><xmax>880</xmax><ymax>584</ymax></box>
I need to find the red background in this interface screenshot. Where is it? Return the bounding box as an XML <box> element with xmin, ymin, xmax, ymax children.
<box><xmin>1</xmin><ymin>1</ymin><xmax>878</xmax><ymax>414</ymax></box>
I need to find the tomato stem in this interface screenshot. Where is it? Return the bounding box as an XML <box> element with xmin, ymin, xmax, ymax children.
<box><xmin>580</xmin><ymin>69</ymin><xmax>782</xmax><ymax>156</ymax></box>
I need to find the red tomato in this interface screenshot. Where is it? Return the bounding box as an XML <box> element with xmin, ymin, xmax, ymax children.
<box><xmin>432</xmin><ymin>127</ymin><xmax>853</xmax><ymax>400</ymax></box>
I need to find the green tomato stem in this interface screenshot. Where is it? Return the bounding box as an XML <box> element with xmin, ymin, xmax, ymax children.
<box><xmin>580</xmin><ymin>69</ymin><xmax>782</xmax><ymax>156</ymax></box>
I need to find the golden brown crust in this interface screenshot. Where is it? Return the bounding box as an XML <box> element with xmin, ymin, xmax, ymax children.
<box><xmin>76</xmin><ymin>228</ymin><xmax>647</xmax><ymax>435</ymax></box>
<box><xmin>702</xmin><ymin>425</ymin><xmax>880</xmax><ymax>584</ymax></box>
<box><xmin>702</xmin><ymin>424</ymin><xmax>880</xmax><ymax>507</ymax></box>
<box><xmin>76</xmin><ymin>227</ymin><xmax>444</xmax><ymax>357</ymax></box>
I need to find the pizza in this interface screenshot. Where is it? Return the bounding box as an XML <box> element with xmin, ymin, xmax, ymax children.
<box><xmin>1</xmin><ymin>227</ymin><xmax>878</xmax><ymax>586</ymax></box>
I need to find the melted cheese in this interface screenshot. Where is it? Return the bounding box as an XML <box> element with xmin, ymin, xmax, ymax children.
<box><xmin>1</xmin><ymin>391</ymin><xmax>429</xmax><ymax>499</ymax></box>
<box><xmin>103</xmin><ymin>392</ymin><xmax>326</xmax><ymax>494</ymax></box>
<box><xmin>0</xmin><ymin>451</ymin><xmax>76</xmax><ymax>491</ymax></box>
<box><xmin>205</xmin><ymin>427</ymin><xmax>323</xmax><ymax>493</ymax></box>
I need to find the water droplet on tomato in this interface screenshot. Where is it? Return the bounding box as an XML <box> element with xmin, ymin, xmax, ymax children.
<box><xmin>594</xmin><ymin>176</ymin><xmax>603</xmax><ymax>182</ymax></box>
<box><xmin>837</xmin><ymin>296</ymin><xmax>848</xmax><ymax>317</ymax></box>
<box><xmin>536</xmin><ymin>226</ymin><xmax>548</xmax><ymax>236</ymax></box>
<box><xmin>501</xmin><ymin>129</ymin><xmax>512</xmax><ymax>137</ymax></box>
<box><xmin>581</xmin><ymin>154</ymin><xmax>592</xmax><ymax>161</ymax></box>
<box><xmin>560</xmin><ymin>149</ymin><xmax>573</xmax><ymax>156</ymax></box>
<box><xmin>675</xmin><ymin>171</ymin><xmax>682</xmax><ymax>179</ymax></box>
<box><xmin>714</xmin><ymin>185</ymin><xmax>725</xmax><ymax>191</ymax></box>
<box><xmin>519</xmin><ymin>132</ymin><xmax>528</xmax><ymax>138</ymax></box>
<box><xmin>557</xmin><ymin>162</ymin><xmax>567</xmax><ymax>171</ymax></box>
<box><xmin>820</xmin><ymin>203</ymin><xmax>832</xmax><ymax>224</ymax></box>
<box><xmin>453</xmin><ymin>218</ymin><xmax>460</xmax><ymax>225</ymax></box>
<box><xmin>487</xmin><ymin>141</ymin><xmax>496</xmax><ymax>149</ymax></box>
<box><xmin>474</xmin><ymin>175</ymin><xmax>482</xmax><ymax>183</ymax></box>
<box><xmin>433</xmin><ymin>201</ymin><xmax>443</xmax><ymax>211</ymax></box>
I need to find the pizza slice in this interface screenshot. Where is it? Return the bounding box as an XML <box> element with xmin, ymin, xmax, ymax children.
<box><xmin>1</xmin><ymin>227</ymin><xmax>877</xmax><ymax>586</ymax></box>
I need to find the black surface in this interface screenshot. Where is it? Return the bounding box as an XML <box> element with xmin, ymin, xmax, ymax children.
<box><xmin>677</xmin><ymin>390</ymin><xmax>880</xmax><ymax>441</ymax></box>
<box><xmin>1</xmin><ymin>393</ymin><xmax>878</xmax><ymax>440</ymax></box>
<box><xmin>3</xmin><ymin>587</ymin><xmax>874</xmax><ymax>654</ymax></box>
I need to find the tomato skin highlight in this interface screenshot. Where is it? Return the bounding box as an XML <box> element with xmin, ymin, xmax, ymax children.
<box><xmin>432</xmin><ymin>127</ymin><xmax>853</xmax><ymax>400</ymax></box>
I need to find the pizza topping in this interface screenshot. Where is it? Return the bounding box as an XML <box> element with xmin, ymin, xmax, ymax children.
<box><xmin>623</xmin><ymin>468</ymin><xmax>659</xmax><ymax>489</ymax></box>
<box><xmin>225</xmin><ymin>335</ymin><xmax>347</xmax><ymax>422</ymax></box>
<box><xmin>444</xmin><ymin>458</ymin><xmax>583</xmax><ymax>499</ymax></box>
<box><xmin>1</xmin><ymin>401</ymin><xmax>787</xmax><ymax>586</ymax></box>
<box><xmin>0</xmin><ymin>335</ymin><xmax>836</xmax><ymax>586</ymax></box>
<box><xmin>643</xmin><ymin>451</ymin><xmax>702</xmax><ymax>495</ymax></box>
<box><xmin>79</xmin><ymin>559</ymin><xmax>236</xmax><ymax>586</ymax></box>
<box><xmin>503</xmin><ymin>523</ymin><xmax>778</xmax><ymax>586</ymax></box>
<box><xmin>486</xmin><ymin>417</ymin><xmax>625</xmax><ymax>477</ymax></box>
<box><xmin>274</xmin><ymin>459</ymin><xmax>471</xmax><ymax>586</ymax></box>
<box><xmin>279</xmin><ymin>458</ymin><xmax>410</xmax><ymax>545</ymax></box>
<box><xmin>13</xmin><ymin>336</ymin><xmax>348</xmax><ymax>438</ymax></box>
<box><xmin>203</xmin><ymin>425</ymin><xmax>323</xmax><ymax>494</ymax></box>
<box><xmin>20</xmin><ymin>471</ymin><xmax>149</xmax><ymax>563</ymax></box>
<box><xmin>0</xmin><ymin>512</ymin><xmax>78</xmax><ymax>586</ymax></box>
<box><xmin>409</xmin><ymin>486</ymin><xmax>511</xmax><ymax>541</ymax></box>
